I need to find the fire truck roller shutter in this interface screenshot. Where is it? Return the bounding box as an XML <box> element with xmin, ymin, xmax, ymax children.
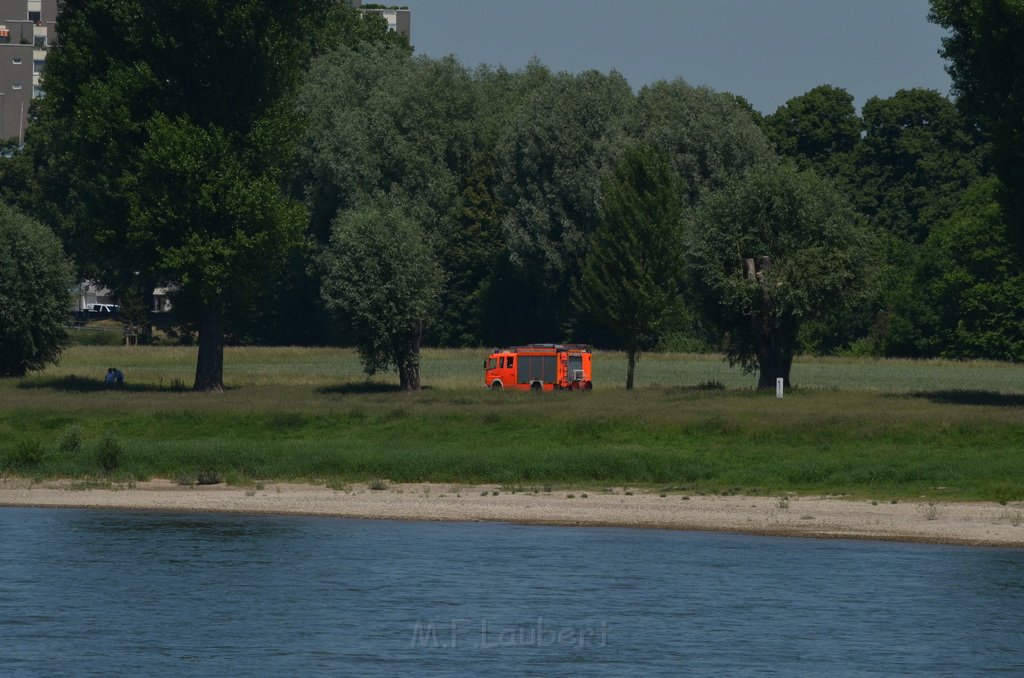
<box><xmin>516</xmin><ymin>355</ymin><xmax>557</xmax><ymax>384</ymax></box>
<box><xmin>543</xmin><ymin>356</ymin><xmax>556</xmax><ymax>383</ymax></box>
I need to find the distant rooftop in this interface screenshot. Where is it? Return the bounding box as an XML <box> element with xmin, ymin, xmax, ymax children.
<box><xmin>350</xmin><ymin>1</ymin><xmax>411</xmax><ymax>38</ymax></box>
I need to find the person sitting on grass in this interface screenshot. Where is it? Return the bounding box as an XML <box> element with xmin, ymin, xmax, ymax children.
<box><xmin>105</xmin><ymin>367</ymin><xmax>125</xmax><ymax>386</ymax></box>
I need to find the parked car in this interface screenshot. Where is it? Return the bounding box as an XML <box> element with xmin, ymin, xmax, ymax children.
<box><xmin>86</xmin><ymin>303</ymin><xmax>119</xmax><ymax>315</ymax></box>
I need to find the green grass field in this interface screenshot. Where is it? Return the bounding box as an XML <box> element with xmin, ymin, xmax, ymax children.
<box><xmin>2</xmin><ymin>346</ymin><xmax>1023</xmax><ymax>501</ymax></box>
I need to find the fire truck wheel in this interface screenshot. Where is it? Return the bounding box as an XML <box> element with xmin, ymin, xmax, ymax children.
<box><xmin>491</xmin><ymin>381</ymin><xmax>503</xmax><ymax>390</ymax></box>
<box><xmin>583</xmin><ymin>381</ymin><xmax>593</xmax><ymax>390</ymax></box>
<box><xmin>530</xmin><ymin>382</ymin><xmax>542</xmax><ymax>391</ymax></box>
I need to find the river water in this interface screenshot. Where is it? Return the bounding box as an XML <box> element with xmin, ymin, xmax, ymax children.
<box><xmin>1</xmin><ymin>508</ymin><xmax>1022</xmax><ymax>676</ymax></box>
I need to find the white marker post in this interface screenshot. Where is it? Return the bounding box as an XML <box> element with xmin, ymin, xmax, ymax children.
<box><xmin>776</xmin><ymin>378</ymin><xmax>784</xmax><ymax>399</ymax></box>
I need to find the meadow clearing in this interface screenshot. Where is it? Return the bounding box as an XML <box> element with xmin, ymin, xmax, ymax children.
<box><xmin>2</xmin><ymin>345</ymin><xmax>1023</xmax><ymax>501</ymax></box>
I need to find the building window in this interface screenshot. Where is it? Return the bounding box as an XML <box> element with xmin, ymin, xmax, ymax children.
<box><xmin>13</xmin><ymin>57</ymin><xmax>22</xmax><ymax>65</ymax></box>
<box><xmin>32</xmin><ymin>85</ymin><xmax>42</xmax><ymax>98</ymax></box>
<box><xmin>28</xmin><ymin>11</ymin><xmax>41</xmax><ymax>23</ymax></box>
<box><xmin>32</xmin><ymin>59</ymin><xmax>43</xmax><ymax>74</ymax></box>
<box><xmin>12</xmin><ymin>83</ymin><xmax>23</xmax><ymax>90</ymax></box>
<box><xmin>33</xmin><ymin>36</ymin><xmax>46</xmax><ymax>48</ymax></box>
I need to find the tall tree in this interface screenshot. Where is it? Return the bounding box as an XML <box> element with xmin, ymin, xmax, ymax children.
<box><xmin>762</xmin><ymin>84</ymin><xmax>861</xmax><ymax>181</ymax></box>
<box><xmin>930</xmin><ymin>0</ymin><xmax>1024</xmax><ymax>236</ymax></box>
<box><xmin>299</xmin><ymin>45</ymin><xmax>459</xmax><ymax>241</ymax></box>
<box><xmin>690</xmin><ymin>163</ymin><xmax>872</xmax><ymax>389</ymax></box>
<box><xmin>320</xmin><ymin>206</ymin><xmax>444</xmax><ymax>391</ymax></box>
<box><xmin>492</xmin><ymin>70</ymin><xmax>634</xmax><ymax>341</ymax></box>
<box><xmin>853</xmin><ymin>88</ymin><xmax>986</xmax><ymax>243</ymax></box>
<box><xmin>622</xmin><ymin>79</ymin><xmax>776</xmax><ymax>353</ymax></box>
<box><xmin>841</xmin><ymin>88</ymin><xmax>989</xmax><ymax>357</ymax></box>
<box><xmin>29</xmin><ymin>0</ymin><xmax>401</xmax><ymax>390</ymax></box>
<box><xmin>0</xmin><ymin>141</ymin><xmax>35</xmax><ymax>212</ymax></box>
<box><xmin>0</xmin><ymin>203</ymin><xmax>72</xmax><ymax>377</ymax></box>
<box><xmin>629</xmin><ymin>79</ymin><xmax>775</xmax><ymax>207</ymax></box>
<box><xmin>124</xmin><ymin>113</ymin><xmax>307</xmax><ymax>385</ymax></box>
<box><xmin>908</xmin><ymin>178</ymin><xmax>1024</xmax><ymax>360</ymax></box>
<box><xmin>575</xmin><ymin>146</ymin><xmax>685</xmax><ymax>389</ymax></box>
<box><xmin>298</xmin><ymin>45</ymin><xmax>498</xmax><ymax>346</ymax></box>
<box><xmin>443</xmin><ymin>63</ymin><xmax>556</xmax><ymax>346</ymax></box>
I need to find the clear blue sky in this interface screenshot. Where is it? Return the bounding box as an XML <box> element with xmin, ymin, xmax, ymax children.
<box><xmin>407</xmin><ymin>0</ymin><xmax>952</xmax><ymax>114</ymax></box>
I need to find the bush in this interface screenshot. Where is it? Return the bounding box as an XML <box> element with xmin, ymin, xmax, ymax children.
<box><xmin>837</xmin><ymin>336</ymin><xmax>880</xmax><ymax>358</ymax></box>
<box><xmin>5</xmin><ymin>440</ymin><xmax>44</xmax><ymax>470</ymax></box>
<box><xmin>196</xmin><ymin>469</ymin><xmax>221</xmax><ymax>485</ymax></box>
<box><xmin>0</xmin><ymin>203</ymin><xmax>74</xmax><ymax>377</ymax></box>
<box><xmin>95</xmin><ymin>432</ymin><xmax>124</xmax><ymax>473</ymax></box>
<box><xmin>56</xmin><ymin>424</ymin><xmax>84</xmax><ymax>457</ymax></box>
<box><xmin>655</xmin><ymin>331</ymin><xmax>713</xmax><ymax>354</ymax></box>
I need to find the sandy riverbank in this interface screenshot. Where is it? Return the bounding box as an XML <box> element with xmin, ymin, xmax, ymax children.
<box><xmin>2</xmin><ymin>479</ymin><xmax>1022</xmax><ymax>547</ymax></box>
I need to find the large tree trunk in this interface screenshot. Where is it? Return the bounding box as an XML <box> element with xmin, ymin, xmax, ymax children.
<box><xmin>194</xmin><ymin>302</ymin><xmax>225</xmax><ymax>392</ymax></box>
<box><xmin>397</xmin><ymin>319</ymin><xmax>423</xmax><ymax>391</ymax></box>
<box><xmin>752</xmin><ymin>314</ymin><xmax>794</xmax><ymax>390</ymax></box>
<box><xmin>398</xmin><ymin>357</ymin><xmax>421</xmax><ymax>391</ymax></box>
<box><xmin>757</xmin><ymin>349</ymin><xmax>793</xmax><ymax>390</ymax></box>
<box><xmin>626</xmin><ymin>345</ymin><xmax>637</xmax><ymax>390</ymax></box>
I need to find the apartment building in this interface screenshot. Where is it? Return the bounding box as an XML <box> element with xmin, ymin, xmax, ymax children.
<box><xmin>0</xmin><ymin>0</ymin><xmax>57</xmax><ymax>141</ymax></box>
<box><xmin>351</xmin><ymin>1</ymin><xmax>411</xmax><ymax>38</ymax></box>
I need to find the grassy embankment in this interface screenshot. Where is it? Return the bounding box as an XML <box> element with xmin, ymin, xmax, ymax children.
<box><xmin>2</xmin><ymin>346</ymin><xmax>1024</xmax><ymax>501</ymax></box>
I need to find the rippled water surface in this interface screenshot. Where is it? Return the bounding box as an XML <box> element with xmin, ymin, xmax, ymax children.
<box><xmin>1</xmin><ymin>508</ymin><xmax>1023</xmax><ymax>676</ymax></box>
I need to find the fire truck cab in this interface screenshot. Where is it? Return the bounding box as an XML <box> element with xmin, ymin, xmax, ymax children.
<box><xmin>484</xmin><ymin>344</ymin><xmax>593</xmax><ymax>391</ymax></box>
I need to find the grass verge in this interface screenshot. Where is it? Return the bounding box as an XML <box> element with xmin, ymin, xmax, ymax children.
<box><xmin>1</xmin><ymin>347</ymin><xmax>1023</xmax><ymax>501</ymax></box>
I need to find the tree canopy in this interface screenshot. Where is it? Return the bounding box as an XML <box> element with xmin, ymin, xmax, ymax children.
<box><xmin>930</xmin><ymin>0</ymin><xmax>1024</xmax><ymax>235</ymax></box>
<box><xmin>320</xmin><ymin>206</ymin><xmax>444</xmax><ymax>391</ymax></box>
<box><xmin>902</xmin><ymin>177</ymin><xmax>1024</xmax><ymax>360</ymax></box>
<box><xmin>493</xmin><ymin>69</ymin><xmax>634</xmax><ymax>340</ymax></box>
<box><xmin>630</xmin><ymin>79</ymin><xmax>775</xmax><ymax>207</ymax></box>
<box><xmin>690</xmin><ymin>163</ymin><xmax>872</xmax><ymax>388</ymax></box>
<box><xmin>0</xmin><ymin>204</ymin><xmax>72</xmax><ymax>377</ymax></box>
<box><xmin>29</xmin><ymin>0</ymin><xmax>401</xmax><ymax>390</ymax></box>
<box><xmin>298</xmin><ymin>44</ymin><xmax>492</xmax><ymax>346</ymax></box>
<box><xmin>854</xmin><ymin>88</ymin><xmax>985</xmax><ymax>243</ymax></box>
<box><xmin>764</xmin><ymin>85</ymin><xmax>861</xmax><ymax>176</ymax></box>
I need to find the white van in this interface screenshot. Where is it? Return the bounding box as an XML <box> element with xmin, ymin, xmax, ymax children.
<box><xmin>86</xmin><ymin>303</ymin><xmax>119</xmax><ymax>314</ymax></box>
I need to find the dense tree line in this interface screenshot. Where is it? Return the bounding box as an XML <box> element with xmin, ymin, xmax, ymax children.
<box><xmin>0</xmin><ymin>0</ymin><xmax>1020</xmax><ymax>389</ymax></box>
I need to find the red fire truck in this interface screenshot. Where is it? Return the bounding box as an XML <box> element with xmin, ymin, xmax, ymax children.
<box><xmin>484</xmin><ymin>344</ymin><xmax>593</xmax><ymax>391</ymax></box>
